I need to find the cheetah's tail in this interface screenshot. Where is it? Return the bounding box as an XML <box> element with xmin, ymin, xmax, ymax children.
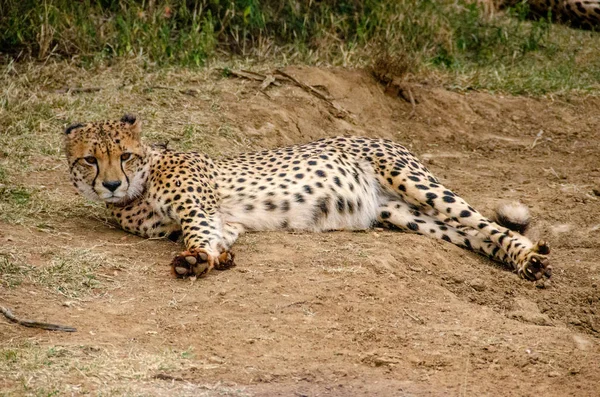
<box><xmin>491</xmin><ymin>202</ymin><xmax>531</xmax><ymax>235</ymax></box>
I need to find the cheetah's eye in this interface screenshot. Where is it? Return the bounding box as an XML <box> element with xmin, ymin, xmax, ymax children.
<box><xmin>84</xmin><ymin>156</ymin><xmax>97</xmax><ymax>165</ymax></box>
<box><xmin>121</xmin><ymin>153</ymin><xmax>132</xmax><ymax>161</ymax></box>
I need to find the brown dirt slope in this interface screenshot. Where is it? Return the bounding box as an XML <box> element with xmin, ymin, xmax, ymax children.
<box><xmin>1</xmin><ymin>66</ymin><xmax>599</xmax><ymax>396</ymax></box>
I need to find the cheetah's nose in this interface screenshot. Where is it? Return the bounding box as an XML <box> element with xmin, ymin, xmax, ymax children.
<box><xmin>102</xmin><ymin>180</ymin><xmax>122</xmax><ymax>192</ymax></box>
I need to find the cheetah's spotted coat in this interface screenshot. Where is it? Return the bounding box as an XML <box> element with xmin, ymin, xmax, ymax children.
<box><xmin>64</xmin><ymin>115</ymin><xmax>552</xmax><ymax>281</ymax></box>
<box><xmin>497</xmin><ymin>0</ymin><xmax>600</xmax><ymax>28</ymax></box>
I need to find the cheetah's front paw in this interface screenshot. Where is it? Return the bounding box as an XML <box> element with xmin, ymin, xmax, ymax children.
<box><xmin>171</xmin><ymin>248</ymin><xmax>214</xmax><ymax>278</ymax></box>
<box><xmin>171</xmin><ymin>249</ymin><xmax>236</xmax><ymax>278</ymax></box>
<box><xmin>517</xmin><ymin>241</ymin><xmax>552</xmax><ymax>281</ymax></box>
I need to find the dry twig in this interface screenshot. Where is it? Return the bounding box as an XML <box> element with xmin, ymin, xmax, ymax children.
<box><xmin>55</xmin><ymin>87</ymin><xmax>102</xmax><ymax>94</ymax></box>
<box><xmin>403</xmin><ymin>308</ymin><xmax>424</xmax><ymax>324</ymax></box>
<box><xmin>220</xmin><ymin>69</ymin><xmax>282</xmax><ymax>86</ymax></box>
<box><xmin>274</xmin><ymin>69</ymin><xmax>330</xmax><ymax>101</ymax></box>
<box><xmin>1</xmin><ymin>306</ymin><xmax>76</xmax><ymax>332</ymax></box>
<box><xmin>274</xmin><ymin>69</ymin><xmax>351</xmax><ymax>119</ymax></box>
<box><xmin>407</xmin><ymin>87</ymin><xmax>417</xmax><ymax>119</ymax></box>
<box><xmin>153</xmin><ymin>373</ymin><xmax>185</xmax><ymax>381</ymax></box>
<box><xmin>148</xmin><ymin>85</ymin><xmax>198</xmax><ymax>97</ymax></box>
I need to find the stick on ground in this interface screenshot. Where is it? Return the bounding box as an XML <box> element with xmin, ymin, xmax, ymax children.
<box><xmin>1</xmin><ymin>306</ymin><xmax>77</xmax><ymax>332</ymax></box>
<box><xmin>55</xmin><ymin>87</ymin><xmax>102</xmax><ymax>94</ymax></box>
<box><xmin>274</xmin><ymin>69</ymin><xmax>351</xmax><ymax>119</ymax></box>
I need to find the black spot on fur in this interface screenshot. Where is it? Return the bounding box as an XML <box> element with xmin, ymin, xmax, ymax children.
<box><xmin>463</xmin><ymin>238</ymin><xmax>472</xmax><ymax>250</ymax></box>
<box><xmin>460</xmin><ymin>210</ymin><xmax>472</xmax><ymax>218</ymax></box>
<box><xmin>407</xmin><ymin>222</ymin><xmax>419</xmax><ymax>231</ymax></box>
<box><xmin>65</xmin><ymin>123</ymin><xmax>83</xmax><ymax>135</ymax></box>
<box><xmin>121</xmin><ymin>114</ymin><xmax>137</xmax><ymax>124</ymax></box>
<box><xmin>167</xmin><ymin>230</ymin><xmax>182</xmax><ymax>242</ymax></box>
<box><xmin>313</xmin><ymin>196</ymin><xmax>330</xmax><ymax>221</ymax></box>
<box><xmin>347</xmin><ymin>200</ymin><xmax>354</xmax><ymax>214</ymax></box>
<box><xmin>498</xmin><ymin>234</ymin><xmax>507</xmax><ymax>246</ymax></box>
<box><xmin>336</xmin><ymin>197</ymin><xmax>345</xmax><ymax>213</ymax></box>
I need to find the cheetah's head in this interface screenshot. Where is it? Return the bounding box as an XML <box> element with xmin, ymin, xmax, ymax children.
<box><xmin>64</xmin><ymin>114</ymin><xmax>148</xmax><ymax>204</ymax></box>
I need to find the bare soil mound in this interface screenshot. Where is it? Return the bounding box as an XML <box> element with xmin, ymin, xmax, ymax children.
<box><xmin>1</xmin><ymin>66</ymin><xmax>599</xmax><ymax>396</ymax></box>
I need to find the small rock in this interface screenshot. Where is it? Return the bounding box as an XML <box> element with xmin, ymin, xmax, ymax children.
<box><xmin>508</xmin><ymin>299</ymin><xmax>553</xmax><ymax>326</ymax></box>
<box><xmin>573</xmin><ymin>335</ymin><xmax>591</xmax><ymax>350</ymax></box>
<box><xmin>469</xmin><ymin>278</ymin><xmax>486</xmax><ymax>292</ymax></box>
<box><xmin>536</xmin><ymin>279</ymin><xmax>551</xmax><ymax>289</ymax></box>
<box><xmin>208</xmin><ymin>355</ymin><xmax>224</xmax><ymax>364</ymax></box>
<box><xmin>449</xmin><ymin>276</ymin><xmax>464</xmax><ymax>284</ymax></box>
<box><xmin>548</xmin><ymin>371</ymin><xmax>560</xmax><ymax>378</ymax></box>
<box><xmin>592</xmin><ymin>188</ymin><xmax>600</xmax><ymax>197</ymax></box>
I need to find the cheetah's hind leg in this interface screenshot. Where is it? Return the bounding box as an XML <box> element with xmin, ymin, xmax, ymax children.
<box><xmin>383</xmin><ymin>164</ymin><xmax>551</xmax><ymax>280</ymax></box>
<box><xmin>377</xmin><ymin>200</ymin><xmax>511</xmax><ymax>263</ymax></box>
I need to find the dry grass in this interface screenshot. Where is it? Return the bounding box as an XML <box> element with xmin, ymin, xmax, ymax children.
<box><xmin>0</xmin><ymin>248</ymin><xmax>120</xmax><ymax>298</ymax></box>
<box><xmin>0</xmin><ymin>342</ymin><xmax>251</xmax><ymax>396</ymax></box>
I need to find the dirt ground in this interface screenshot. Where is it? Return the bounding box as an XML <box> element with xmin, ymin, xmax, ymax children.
<box><xmin>1</xmin><ymin>66</ymin><xmax>599</xmax><ymax>396</ymax></box>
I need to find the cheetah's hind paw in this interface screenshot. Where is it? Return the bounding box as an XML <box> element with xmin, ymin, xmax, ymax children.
<box><xmin>518</xmin><ymin>252</ymin><xmax>551</xmax><ymax>281</ymax></box>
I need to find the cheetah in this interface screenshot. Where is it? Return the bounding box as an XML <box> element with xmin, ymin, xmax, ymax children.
<box><xmin>492</xmin><ymin>0</ymin><xmax>600</xmax><ymax>28</ymax></box>
<box><xmin>64</xmin><ymin>115</ymin><xmax>551</xmax><ymax>281</ymax></box>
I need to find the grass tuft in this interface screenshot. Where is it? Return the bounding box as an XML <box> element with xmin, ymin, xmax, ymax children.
<box><xmin>38</xmin><ymin>249</ymin><xmax>120</xmax><ymax>299</ymax></box>
<box><xmin>0</xmin><ymin>254</ymin><xmax>33</xmax><ymax>288</ymax></box>
<box><xmin>0</xmin><ymin>248</ymin><xmax>118</xmax><ymax>297</ymax></box>
<box><xmin>0</xmin><ymin>342</ymin><xmax>251</xmax><ymax>396</ymax></box>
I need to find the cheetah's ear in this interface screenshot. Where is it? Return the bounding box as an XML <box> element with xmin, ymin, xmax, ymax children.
<box><xmin>121</xmin><ymin>114</ymin><xmax>142</xmax><ymax>137</ymax></box>
<box><xmin>65</xmin><ymin>123</ymin><xmax>84</xmax><ymax>135</ymax></box>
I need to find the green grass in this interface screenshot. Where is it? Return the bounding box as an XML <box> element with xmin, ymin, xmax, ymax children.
<box><xmin>1</xmin><ymin>0</ymin><xmax>599</xmax><ymax>94</ymax></box>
